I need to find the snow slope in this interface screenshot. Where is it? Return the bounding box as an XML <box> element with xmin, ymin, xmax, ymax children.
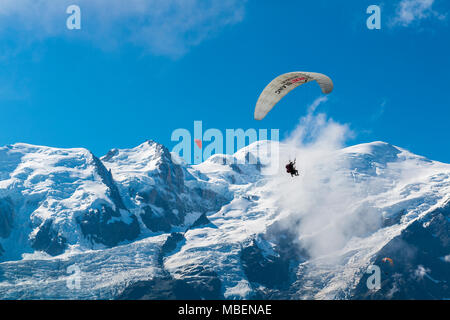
<box><xmin>0</xmin><ymin>143</ymin><xmax>139</xmax><ymax>260</ymax></box>
<box><xmin>163</xmin><ymin>141</ymin><xmax>450</xmax><ymax>299</ymax></box>
<box><xmin>0</xmin><ymin>140</ymin><xmax>449</xmax><ymax>299</ymax></box>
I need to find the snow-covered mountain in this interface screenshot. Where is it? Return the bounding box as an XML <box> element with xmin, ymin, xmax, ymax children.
<box><xmin>0</xmin><ymin>140</ymin><xmax>448</xmax><ymax>299</ymax></box>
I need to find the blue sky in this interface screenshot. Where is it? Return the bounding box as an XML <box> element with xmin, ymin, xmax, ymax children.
<box><xmin>0</xmin><ymin>0</ymin><xmax>449</xmax><ymax>162</ymax></box>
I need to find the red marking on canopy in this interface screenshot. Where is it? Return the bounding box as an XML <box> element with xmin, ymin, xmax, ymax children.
<box><xmin>291</xmin><ymin>77</ymin><xmax>306</xmax><ymax>84</ymax></box>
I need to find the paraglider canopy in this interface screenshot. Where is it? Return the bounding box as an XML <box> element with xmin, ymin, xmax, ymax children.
<box><xmin>254</xmin><ymin>72</ymin><xmax>333</xmax><ymax>120</ymax></box>
<box><xmin>382</xmin><ymin>257</ymin><xmax>394</xmax><ymax>266</ymax></box>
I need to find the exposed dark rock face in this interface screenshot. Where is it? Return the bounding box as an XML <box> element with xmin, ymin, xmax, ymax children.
<box><xmin>240</xmin><ymin>240</ymin><xmax>291</xmax><ymax>290</ymax></box>
<box><xmin>117</xmin><ymin>267</ymin><xmax>223</xmax><ymax>300</ymax></box>
<box><xmin>190</xmin><ymin>213</ymin><xmax>213</xmax><ymax>229</ymax></box>
<box><xmin>91</xmin><ymin>154</ymin><xmax>127</xmax><ymax>211</ymax></box>
<box><xmin>0</xmin><ymin>197</ymin><xmax>14</xmax><ymax>238</ymax></box>
<box><xmin>77</xmin><ymin>205</ymin><xmax>140</xmax><ymax>247</ymax></box>
<box><xmin>157</xmin><ymin>232</ymin><xmax>185</xmax><ymax>266</ymax></box>
<box><xmin>74</xmin><ymin>154</ymin><xmax>141</xmax><ymax>247</ymax></box>
<box><xmin>158</xmin><ymin>232</ymin><xmax>186</xmax><ymax>268</ymax></box>
<box><xmin>381</xmin><ymin>209</ymin><xmax>406</xmax><ymax>228</ymax></box>
<box><xmin>157</xmin><ymin>159</ymin><xmax>185</xmax><ymax>194</ymax></box>
<box><xmin>230</xmin><ymin>164</ymin><xmax>242</xmax><ymax>174</ymax></box>
<box><xmin>102</xmin><ymin>148</ymin><xmax>119</xmax><ymax>162</ymax></box>
<box><xmin>160</xmin><ymin>233</ymin><xmax>185</xmax><ymax>257</ymax></box>
<box><xmin>174</xmin><ymin>266</ymin><xmax>223</xmax><ymax>300</ymax></box>
<box><xmin>30</xmin><ymin>220</ymin><xmax>67</xmax><ymax>256</ymax></box>
<box><xmin>139</xmin><ymin>198</ymin><xmax>183</xmax><ymax>233</ymax></box>
<box><xmin>116</xmin><ymin>277</ymin><xmax>202</xmax><ymax>300</ymax></box>
<box><xmin>352</xmin><ymin>201</ymin><xmax>450</xmax><ymax>300</ymax></box>
<box><xmin>192</xmin><ymin>188</ymin><xmax>229</xmax><ymax>213</ymax></box>
<box><xmin>239</xmin><ymin>220</ymin><xmax>311</xmax><ymax>299</ymax></box>
<box><xmin>425</xmin><ymin>203</ymin><xmax>450</xmax><ymax>248</ymax></box>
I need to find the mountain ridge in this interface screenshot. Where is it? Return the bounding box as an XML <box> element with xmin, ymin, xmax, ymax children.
<box><xmin>0</xmin><ymin>139</ymin><xmax>448</xmax><ymax>299</ymax></box>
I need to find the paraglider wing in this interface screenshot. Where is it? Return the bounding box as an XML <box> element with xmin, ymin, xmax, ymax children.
<box><xmin>254</xmin><ymin>72</ymin><xmax>333</xmax><ymax>120</ymax></box>
<box><xmin>382</xmin><ymin>257</ymin><xmax>394</xmax><ymax>266</ymax></box>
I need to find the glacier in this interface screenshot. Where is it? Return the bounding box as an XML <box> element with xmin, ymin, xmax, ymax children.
<box><xmin>0</xmin><ymin>140</ymin><xmax>448</xmax><ymax>299</ymax></box>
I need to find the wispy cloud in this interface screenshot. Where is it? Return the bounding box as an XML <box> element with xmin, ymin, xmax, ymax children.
<box><xmin>0</xmin><ymin>0</ymin><xmax>246</xmax><ymax>58</ymax></box>
<box><xmin>270</xmin><ymin>99</ymin><xmax>371</xmax><ymax>261</ymax></box>
<box><xmin>371</xmin><ymin>99</ymin><xmax>387</xmax><ymax>121</ymax></box>
<box><xmin>285</xmin><ymin>96</ymin><xmax>351</xmax><ymax>148</ymax></box>
<box><xmin>307</xmin><ymin>96</ymin><xmax>328</xmax><ymax>114</ymax></box>
<box><xmin>392</xmin><ymin>0</ymin><xmax>447</xmax><ymax>26</ymax></box>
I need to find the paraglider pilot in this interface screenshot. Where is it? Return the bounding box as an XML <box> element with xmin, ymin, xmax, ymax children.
<box><xmin>286</xmin><ymin>159</ymin><xmax>299</xmax><ymax>177</ymax></box>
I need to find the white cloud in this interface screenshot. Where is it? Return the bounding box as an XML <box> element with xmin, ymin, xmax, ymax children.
<box><xmin>266</xmin><ymin>98</ymin><xmax>387</xmax><ymax>261</ymax></box>
<box><xmin>0</xmin><ymin>0</ymin><xmax>246</xmax><ymax>57</ymax></box>
<box><xmin>393</xmin><ymin>0</ymin><xmax>447</xmax><ymax>26</ymax></box>
<box><xmin>285</xmin><ymin>96</ymin><xmax>352</xmax><ymax>150</ymax></box>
